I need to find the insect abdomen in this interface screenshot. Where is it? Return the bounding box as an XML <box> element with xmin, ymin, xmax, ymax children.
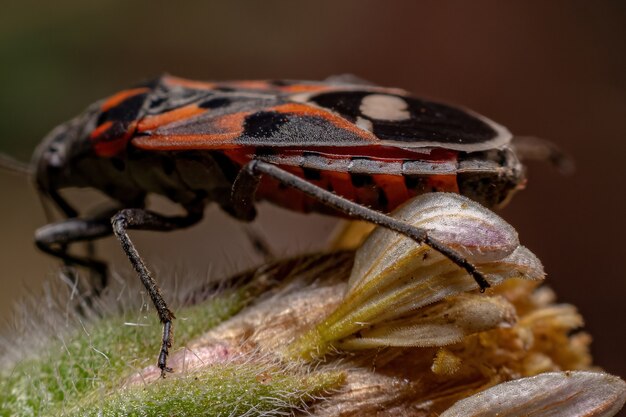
<box><xmin>260</xmin><ymin>168</ymin><xmax>458</xmax><ymax>214</ymax></box>
<box><xmin>223</xmin><ymin>148</ymin><xmax>460</xmax><ymax>213</ymax></box>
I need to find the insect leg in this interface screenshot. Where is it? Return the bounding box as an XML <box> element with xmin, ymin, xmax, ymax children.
<box><xmin>233</xmin><ymin>160</ymin><xmax>491</xmax><ymax>291</ymax></box>
<box><xmin>35</xmin><ymin>217</ymin><xmax>113</xmax><ymax>291</ymax></box>
<box><xmin>229</xmin><ymin>169</ymin><xmax>275</xmax><ymax>259</ymax></box>
<box><xmin>110</xmin><ymin>207</ymin><xmax>203</xmax><ymax>377</ymax></box>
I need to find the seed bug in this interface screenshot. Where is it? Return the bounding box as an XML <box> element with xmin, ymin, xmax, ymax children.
<box><xmin>28</xmin><ymin>74</ymin><xmax>556</xmax><ymax>376</ymax></box>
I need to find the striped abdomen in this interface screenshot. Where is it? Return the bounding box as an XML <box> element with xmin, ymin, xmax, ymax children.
<box><xmin>222</xmin><ymin>146</ymin><xmax>524</xmax><ymax>214</ymax></box>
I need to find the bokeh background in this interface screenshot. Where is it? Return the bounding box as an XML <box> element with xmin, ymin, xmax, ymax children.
<box><xmin>1</xmin><ymin>0</ymin><xmax>624</xmax><ymax>392</ymax></box>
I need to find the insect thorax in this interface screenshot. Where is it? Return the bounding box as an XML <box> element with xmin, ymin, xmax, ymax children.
<box><xmin>71</xmin><ymin>150</ymin><xmax>237</xmax><ymax>211</ymax></box>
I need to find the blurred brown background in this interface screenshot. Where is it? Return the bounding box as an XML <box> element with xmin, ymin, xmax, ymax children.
<box><xmin>1</xmin><ymin>0</ymin><xmax>624</xmax><ymax>389</ymax></box>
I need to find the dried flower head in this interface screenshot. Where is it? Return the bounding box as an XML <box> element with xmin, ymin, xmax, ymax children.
<box><xmin>1</xmin><ymin>193</ymin><xmax>624</xmax><ymax>416</ymax></box>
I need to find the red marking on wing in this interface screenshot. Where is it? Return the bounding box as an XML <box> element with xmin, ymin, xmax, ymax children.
<box><xmin>132</xmin><ymin>134</ymin><xmax>240</xmax><ymax>150</ymax></box>
<box><xmin>92</xmin><ymin>121</ymin><xmax>138</xmax><ymax>157</ymax></box>
<box><xmin>213</xmin><ymin>112</ymin><xmax>247</xmax><ymax>138</ymax></box>
<box><xmin>137</xmin><ymin>105</ymin><xmax>207</xmax><ymax>132</ymax></box>
<box><xmin>90</xmin><ymin>121</ymin><xmax>114</xmax><ymax>139</ymax></box>
<box><xmin>225</xmin><ymin>80</ymin><xmax>273</xmax><ymax>90</ymax></box>
<box><xmin>133</xmin><ymin>112</ymin><xmax>248</xmax><ymax>150</ymax></box>
<box><xmin>278</xmin><ymin>84</ymin><xmax>336</xmax><ymax>93</ymax></box>
<box><xmin>101</xmin><ymin>88</ymin><xmax>149</xmax><ymax>112</ymax></box>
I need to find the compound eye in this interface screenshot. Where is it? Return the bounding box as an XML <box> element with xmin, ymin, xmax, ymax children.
<box><xmin>46</xmin><ymin>141</ymin><xmax>65</xmax><ymax>168</ymax></box>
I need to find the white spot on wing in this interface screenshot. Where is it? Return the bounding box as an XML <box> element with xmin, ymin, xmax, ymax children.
<box><xmin>290</xmin><ymin>92</ymin><xmax>313</xmax><ymax>103</ymax></box>
<box><xmin>355</xmin><ymin>116</ymin><xmax>374</xmax><ymax>132</ymax></box>
<box><xmin>360</xmin><ymin>94</ymin><xmax>411</xmax><ymax>121</ymax></box>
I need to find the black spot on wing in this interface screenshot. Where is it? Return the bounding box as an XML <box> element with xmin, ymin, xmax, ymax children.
<box><xmin>370</xmin><ymin>99</ymin><xmax>496</xmax><ymax>144</ymax></box>
<box><xmin>236</xmin><ymin>114</ymin><xmax>369</xmax><ymax>146</ymax></box>
<box><xmin>243</xmin><ymin>111</ymin><xmax>290</xmax><ymax>138</ymax></box>
<box><xmin>309</xmin><ymin>91</ymin><xmax>497</xmax><ymax>145</ymax></box>
<box><xmin>97</xmin><ymin>93</ymin><xmax>148</xmax><ymax>126</ymax></box>
<box><xmin>309</xmin><ymin>91</ymin><xmax>367</xmax><ymax>122</ymax></box>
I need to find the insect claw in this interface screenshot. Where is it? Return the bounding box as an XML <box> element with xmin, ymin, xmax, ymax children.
<box><xmin>474</xmin><ymin>272</ymin><xmax>491</xmax><ymax>292</ymax></box>
<box><xmin>159</xmin><ymin>366</ymin><xmax>173</xmax><ymax>378</ymax></box>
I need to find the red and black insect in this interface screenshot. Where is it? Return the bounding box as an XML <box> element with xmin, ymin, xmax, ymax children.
<box><xmin>32</xmin><ymin>74</ymin><xmax>536</xmax><ymax>376</ymax></box>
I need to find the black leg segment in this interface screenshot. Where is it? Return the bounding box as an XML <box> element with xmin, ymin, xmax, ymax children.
<box><xmin>35</xmin><ymin>217</ymin><xmax>113</xmax><ymax>290</ymax></box>
<box><xmin>233</xmin><ymin>159</ymin><xmax>491</xmax><ymax>291</ymax></box>
<box><xmin>110</xmin><ymin>207</ymin><xmax>203</xmax><ymax>377</ymax></box>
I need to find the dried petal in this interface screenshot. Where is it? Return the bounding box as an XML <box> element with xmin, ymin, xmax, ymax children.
<box><xmin>348</xmin><ymin>193</ymin><xmax>519</xmax><ymax>295</ymax></box>
<box><xmin>288</xmin><ymin>193</ymin><xmax>544</xmax><ymax>359</ymax></box>
<box><xmin>336</xmin><ymin>196</ymin><xmax>542</xmax><ymax>334</ymax></box>
<box><xmin>336</xmin><ymin>294</ymin><xmax>516</xmax><ymax>349</ymax></box>
<box><xmin>440</xmin><ymin>371</ymin><xmax>626</xmax><ymax>417</ymax></box>
<box><xmin>520</xmin><ymin>304</ymin><xmax>585</xmax><ymax>331</ymax></box>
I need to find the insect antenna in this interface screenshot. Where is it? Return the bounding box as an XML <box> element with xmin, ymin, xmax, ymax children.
<box><xmin>511</xmin><ymin>136</ymin><xmax>575</xmax><ymax>175</ymax></box>
<box><xmin>0</xmin><ymin>153</ymin><xmax>33</xmax><ymax>177</ymax></box>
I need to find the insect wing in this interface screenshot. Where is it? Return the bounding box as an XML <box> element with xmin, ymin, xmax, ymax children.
<box><xmin>130</xmin><ymin>78</ymin><xmax>511</xmax><ymax>152</ymax></box>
